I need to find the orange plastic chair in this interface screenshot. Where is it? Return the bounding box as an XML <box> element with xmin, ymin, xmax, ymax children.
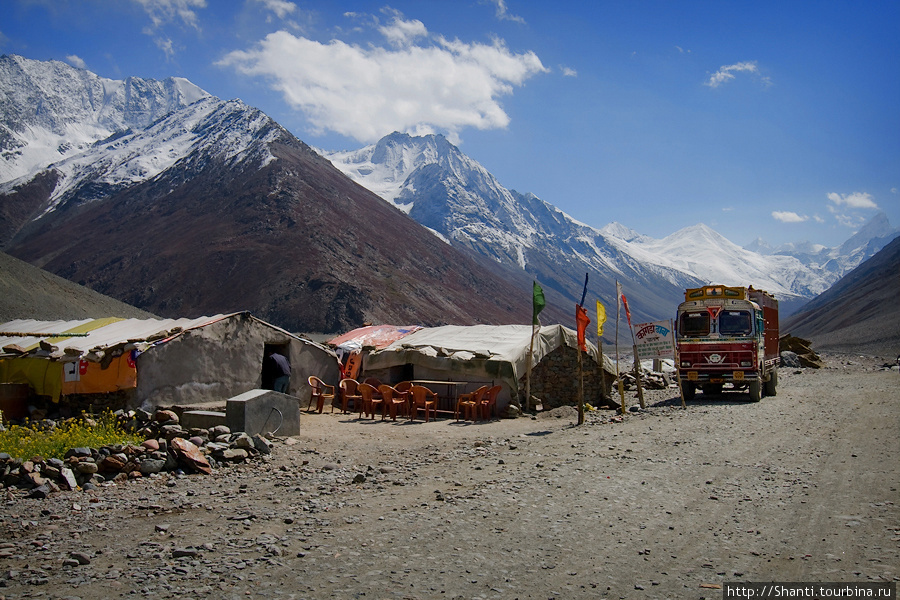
<box><xmin>378</xmin><ymin>384</ymin><xmax>409</xmax><ymax>421</ymax></box>
<box><xmin>456</xmin><ymin>385</ymin><xmax>488</xmax><ymax>421</ymax></box>
<box><xmin>338</xmin><ymin>379</ymin><xmax>362</xmax><ymax>413</ymax></box>
<box><xmin>478</xmin><ymin>385</ymin><xmax>502</xmax><ymax>421</ymax></box>
<box><xmin>358</xmin><ymin>383</ymin><xmax>385</xmax><ymax>419</ymax></box>
<box><xmin>307</xmin><ymin>376</ymin><xmax>335</xmax><ymax>414</ymax></box>
<box><xmin>408</xmin><ymin>385</ymin><xmax>438</xmax><ymax>422</ymax></box>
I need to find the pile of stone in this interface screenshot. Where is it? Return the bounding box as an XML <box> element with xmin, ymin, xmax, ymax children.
<box><xmin>0</xmin><ymin>409</ymin><xmax>274</xmax><ymax>499</ymax></box>
<box><xmin>779</xmin><ymin>334</ymin><xmax>824</xmax><ymax>369</ymax></box>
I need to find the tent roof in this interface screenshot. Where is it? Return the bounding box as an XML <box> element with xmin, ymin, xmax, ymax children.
<box><xmin>0</xmin><ymin>312</ymin><xmax>333</xmax><ymax>360</ymax></box>
<box><xmin>327</xmin><ymin>324</ymin><xmax>422</xmax><ymax>351</ymax></box>
<box><xmin>366</xmin><ymin>324</ymin><xmax>615</xmax><ymax>389</ymax></box>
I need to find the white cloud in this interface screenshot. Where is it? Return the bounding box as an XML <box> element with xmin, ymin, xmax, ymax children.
<box><xmin>152</xmin><ymin>36</ymin><xmax>176</xmax><ymax>60</ymax></box>
<box><xmin>705</xmin><ymin>61</ymin><xmax>771</xmax><ymax>88</ymax></box>
<box><xmin>133</xmin><ymin>0</ymin><xmax>206</xmax><ymax>60</ymax></box>
<box><xmin>772</xmin><ymin>211</ymin><xmax>809</xmax><ymax>223</ymax></box>
<box><xmin>827</xmin><ymin>191</ymin><xmax>879</xmax><ymax>209</ymax></box>
<box><xmin>218</xmin><ymin>16</ymin><xmax>548</xmax><ymax>143</ymax></box>
<box><xmin>254</xmin><ymin>0</ymin><xmax>296</xmax><ymax>19</ymax></box>
<box><xmin>66</xmin><ymin>55</ymin><xmax>86</xmax><ymax>69</ymax></box>
<box><xmin>488</xmin><ymin>0</ymin><xmax>526</xmax><ymax>24</ymax></box>
<box><xmin>379</xmin><ymin>12</ymin><xmax>427</xmax><ymax>47</ymax></box>
<box><xmin>133</xmin><ymin>0</ymin><xmax>206</xmax><ymax>29</ymax></box>
<box><xmin>561</xmin><ymin>66</ymin><xmax>577</xmax><ymax>77</ymax></box>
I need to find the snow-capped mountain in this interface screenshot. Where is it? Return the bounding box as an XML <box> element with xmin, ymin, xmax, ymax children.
<box><xmin>1</xmin><ymin>56</ymin><xmax>543</xmax><ymax>333</ymax></box>
<box><xmin>757</xmin><ymin>212</ymin><xmax>899</xmax><ymax>281</ymax></box>
<box><xmin>324</xmin><ymin>132</ymin><xmax>896</xmax><ymax>320</ymax></box>
<box><xmin>324</xmin><ymin>132</ymin><xmax>708</xmax><ymax>323</ymax></box>
<box><xmin>0</xmin><ymin>54</ymin><xmax>209</xmax><ymax>185</ymax></box>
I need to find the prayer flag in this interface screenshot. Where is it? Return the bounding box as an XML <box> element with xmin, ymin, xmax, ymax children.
<box><xmin>532</xmin><ymin>281</ymin><xmax>546</xmax><ymax>326</ymax></box>
<box><xmin>617</xmin><ymin>282</ymin><xmax>632</xmax><ymax>327</ymax></box>
<box><xmin>596</xmin><ymin>300</ymin><xmax>607</xmax><ymax>336</ymax></box>
<box><xmin>575</xmin><ymin>304</ymin><xmax>590</xmax><ymax>351</ymax></box>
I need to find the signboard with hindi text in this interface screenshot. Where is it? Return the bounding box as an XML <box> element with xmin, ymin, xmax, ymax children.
<box><xmin>633</xmin><ymin>320</ymin><xmax>675</xmax><ymax>359</ymax></box>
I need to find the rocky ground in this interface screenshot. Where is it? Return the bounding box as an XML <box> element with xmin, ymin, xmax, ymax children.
<box><xmin>1</xmin><ymin>353</ymin><xmax>897</xmax><ymax>600</ymax></box>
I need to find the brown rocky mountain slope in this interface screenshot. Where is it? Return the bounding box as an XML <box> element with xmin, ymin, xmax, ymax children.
<box><xmin>2</xmin><ymin>131</ymin><xmax>563</xmax><ymax>333</ymax></box>
<box><xmin>0</xmin><ymin>251</ymin><xmax>156</xmax><ymax>322</ymax></box>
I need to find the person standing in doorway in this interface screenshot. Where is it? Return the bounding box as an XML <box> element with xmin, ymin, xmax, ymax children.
<box><xmin>265</xmin><ymin>349</ymin><xmax>291</xmax><ymax>393</ymax></box>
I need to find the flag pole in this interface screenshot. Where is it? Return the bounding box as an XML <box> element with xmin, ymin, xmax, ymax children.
<box><xmin>630</xmin><ymin>323</ymin><xmax>646</xmax><ymax>410</ymax></box>
<box><xmin>615</xmin><ymin>281</ymin><xmax>626</xmax><ymax>414</ymax></box>
<box><xmin>528</xmin><ymin>281</ymin><xmax>546</xmax><ymax>413</ymax></box>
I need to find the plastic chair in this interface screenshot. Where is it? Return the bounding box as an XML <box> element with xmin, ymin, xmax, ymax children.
<box><xmin>358</xmin><ymin>382</ymin><xmax>385</xmax><ymax>419</ymax></box>
<box><xmin>456</xmin><ymin>385</ymin><xmax>488</xmax><ymax>421</ymax></box>
<box><xmin>338</xmin><ymin>379</ymin><xmax>362</xmax><ymax>414</ymax></box>
<box><xmin>307</xmin><ymin>376</ymin><xmax>335</xmax><ymax>414</ymax></box>
<box><xmin>478</xmin><ymin>385</ymin><xmax>502</xmax><ymax>421</ymax></box>
<box><xmin>408</xmin><ymin>385</ymin><xmax>438</xmax><ymax>422</ymax></box>
<box><xmin>378</xmin><ymin>384</ymin><xmax>409</xmax><ymax>421</ymax></box>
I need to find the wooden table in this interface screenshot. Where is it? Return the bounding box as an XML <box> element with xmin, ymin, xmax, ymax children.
<box><xmin>410</xmin><ymin>380</ymin><xmax>469</xmax><ymax>416</ymax></box>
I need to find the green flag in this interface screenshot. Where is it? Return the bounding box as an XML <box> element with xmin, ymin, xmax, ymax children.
<box><xmin>532</xmin><ymin>281</ymin><xmax>546</xmax><ymax>326</ymax></box>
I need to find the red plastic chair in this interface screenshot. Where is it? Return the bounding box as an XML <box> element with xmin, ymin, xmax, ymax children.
<box><xmin>358</xmin><ymin>383</ymin><xmax>385</xmax><ymax>419</ymax></box>
<box><xmin>307</xmin><ymin>376</ymin><xmax>335</xmax><ymax>413</ymax></box>
<box><xmin>408</xmin><ymin>385</ymin><xmax>438</xmax><ymax>422</ymax></box>
<box><xmin>378</xmin><ymin>384</ymin><xmax>409</xmax><ymax>421</ymax></box>
<box><xmin>478</xmin><ymin>385</ymin><xmax>502</xmax><ymax>421</ymax></box>
<box><xmin>456</xmin><ymin>385</ymin><xmax>488</xmax><ymax>421</ymax></box>
<box><xmin>338</xmin><ymin>378</ymin><xmax>362</xmax><ymax>413</ymax></box>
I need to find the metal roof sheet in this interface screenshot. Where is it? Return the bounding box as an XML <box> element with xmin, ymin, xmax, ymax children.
<box><xmin>0</xmin><ymin>314</ymin><xmax>231</xmax><ymax>357</ymax></box>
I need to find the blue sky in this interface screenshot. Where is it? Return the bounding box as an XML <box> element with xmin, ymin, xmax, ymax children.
<box><xmin>3</xmin><ymin>0</ymin><xmax>898</xmax><ymax>248</ymax></box>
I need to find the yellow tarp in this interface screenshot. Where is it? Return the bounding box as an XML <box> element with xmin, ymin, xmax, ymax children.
<box><xmin>0</xmin><ymin>352</ymin><xmax>137</xmax><ymax>402</ymax></box>
<box><xmin>0</xmin><ymin>358</ymin><xmax>63</xmax><ymax>402</ymax></box>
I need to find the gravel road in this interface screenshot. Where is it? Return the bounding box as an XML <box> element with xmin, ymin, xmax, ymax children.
<box><xmin>1</xmin><ymin>353</ymin><xmax>897</xmax><ymax>599</ymax></box>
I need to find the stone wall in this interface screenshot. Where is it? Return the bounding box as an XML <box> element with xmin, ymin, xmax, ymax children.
<box><xmin>521</xmin><ymin>345</ymin><xmax>611</xmax><ymax>410</ymax></box>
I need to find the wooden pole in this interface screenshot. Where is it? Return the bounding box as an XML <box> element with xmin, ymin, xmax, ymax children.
<box><xmin>632</xmin><ymin>344</ymin><xmax>646</xmax><ymax>409</ymax></box>
<box><xmin>525</xmin><ymin>324</ymin><xmax>537</xmax><ymax>412</ymax></box>
<box><xmin>597</xmin><ymin>336</ymin><xmax>607</xmax><ymax>407</ymax></box>
<box><xmin>577</xmin><ymin>346</ymin><xmax>585</xmax><ymax>425</ymax></box>
<box><xmin>615</xmin><ymin>281</ymin><xmax>626</xmax><ymax>415</ymax></box>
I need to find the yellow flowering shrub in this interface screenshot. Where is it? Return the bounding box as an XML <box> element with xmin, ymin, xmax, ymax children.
<box><xmin>0</xmin><ymin>410</ymin><xmax>142</xmax><ymax>461</ymax></box>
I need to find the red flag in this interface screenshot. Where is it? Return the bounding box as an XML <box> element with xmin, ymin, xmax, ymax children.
<box><xmin>575</xmin><ymin>304</ymin><xmax>590</xmax><ymax>351</ymax></box>
<box><xmin>621</xmin><ymin>292</ymin><xmax>632</xmax><ymax>328</ymax></box>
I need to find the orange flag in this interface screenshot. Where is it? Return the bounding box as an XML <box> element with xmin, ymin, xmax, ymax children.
<box><xmin>575</xmin><ymin>304</ymin><xmax>590</xmax><ymax>351</ymax></box>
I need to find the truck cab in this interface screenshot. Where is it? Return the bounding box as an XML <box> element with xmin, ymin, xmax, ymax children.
<box><xmin>676</xmin><ymin>285</ymin><xmax>779</xmax><ymax>402</ymax></box>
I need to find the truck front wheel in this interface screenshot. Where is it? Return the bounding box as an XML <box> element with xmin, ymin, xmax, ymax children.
<box><xmin>764</xmin><ymin>370</ymin><xmax>778</xmax><ymax>396</ymax></box>
<box><xmin>748</xmin><ymin>380</ymin><xmax>761</xmax><ymax>402</ymax></box>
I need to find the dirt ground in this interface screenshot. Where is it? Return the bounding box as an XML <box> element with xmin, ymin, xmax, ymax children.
<box><xmin>1</xmin><ymin>353</ymin><xmax>898</xmax><ymax>600</ymax></box>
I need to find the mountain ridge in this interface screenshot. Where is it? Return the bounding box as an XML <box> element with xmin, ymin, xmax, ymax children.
<box><xmin>1</xmin><ymin>56</ymin><xmax>547</xmax><ymax>333</ymax></box>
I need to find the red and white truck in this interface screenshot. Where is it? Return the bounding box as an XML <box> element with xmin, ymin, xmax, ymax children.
<box><xmin>675</xmin><ymin>285</ymin><xmax>779</xmax><ymax>402</ymax></box>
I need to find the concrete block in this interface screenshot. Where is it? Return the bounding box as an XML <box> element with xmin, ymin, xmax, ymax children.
<box><xmin>226</xmin><ymin>389</ymin><xmax>301</xmax><ymax>437</ymax></box>
<box><xmin>181</xmin><ymin>410</ymin><xmax>226</xmax><ymax>430</ymax></box>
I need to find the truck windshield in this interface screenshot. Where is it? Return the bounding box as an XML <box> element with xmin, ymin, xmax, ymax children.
<box><xmin>718</xmin><ymin>310</ymin><xmax>752</xmax><ymax>335</ymax></box>
<box><xmin>679</xmin><ymin>312</ymin><xmax>710</xmax><ymax>337</ymax></box>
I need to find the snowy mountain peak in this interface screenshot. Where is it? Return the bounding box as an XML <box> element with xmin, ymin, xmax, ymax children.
<box><xmin>0</xmin><ymin>54</ymin><xmax>212</xmax><ymax>185</ymax></box>
<box><xmin>1</xmin><ymin>56</ymin><xmax>284</xmax><ymax>221</ymax></box>
<box><xmin>599</xmin><ymin>222</ymin><xmax>649</xmax><ymax>243</ymax></box>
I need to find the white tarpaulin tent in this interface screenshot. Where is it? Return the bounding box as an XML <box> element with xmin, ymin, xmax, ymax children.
<box><xmin>364</xmin><ymin>324</ymin><xmax>616</xmax><ymax>410</ymax></box>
